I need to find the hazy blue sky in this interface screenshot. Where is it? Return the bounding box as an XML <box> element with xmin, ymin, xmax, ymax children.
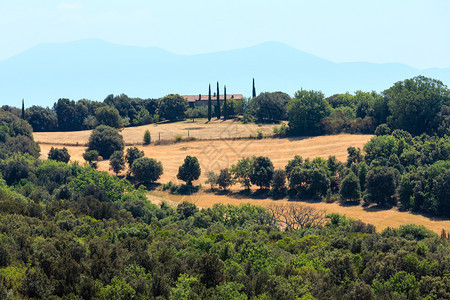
<box><xmin>1</xmin><ymin>0</ymin><xmax>449</xmax><ymax>69</ymax></box>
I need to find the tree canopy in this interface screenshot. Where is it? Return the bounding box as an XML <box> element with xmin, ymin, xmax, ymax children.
<box><xmin>87</xmin><ymin>125</ymin><xmax>124</xmax><ymax>159</ymax></box>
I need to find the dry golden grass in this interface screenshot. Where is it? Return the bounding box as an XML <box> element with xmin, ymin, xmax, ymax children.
<box><xmin>39</xmin><ymin>134</ymin><xmax>372</xmax><ymax>184</ymax></box>
<box><xmin>147</xmin><ymin>190</ymin><xmax>450</xmax><ymax>234</ymax></box>
<box><xmin>34</xmin><ymin>118</ymin><xmax>275</xmax><ymax>145</ymax></box>
<box><xmin>36</xmin><ymin>124</ymin><xmax>450</xmax><ymax>235</ymax></box>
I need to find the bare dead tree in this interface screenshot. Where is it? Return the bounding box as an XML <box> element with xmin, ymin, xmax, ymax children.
<box><xmin>267</xmin><ymin>203</ymin><xmax>326</xmax><ymax>231</ymax></box>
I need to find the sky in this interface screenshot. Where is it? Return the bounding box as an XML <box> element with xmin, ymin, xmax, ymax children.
<box><xmin>0</xmin><ymin>0</ymin><xmax>449</xmax><ymax>69</ymax></box>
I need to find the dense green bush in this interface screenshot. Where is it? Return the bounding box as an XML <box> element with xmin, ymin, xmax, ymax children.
<box><xmin>130</xmin><ymin>157</ymin><xmax>163</xmax><ymax>183</ymax></box>
<box><xmin>47</xmin><ymin>147</ymin><xmax>71</xmax><ymax>163</ymax></box>
<box><xmin>87</xmin><ymin>125</ymin><xmax>125</xmax><ymax>159</ymax></box>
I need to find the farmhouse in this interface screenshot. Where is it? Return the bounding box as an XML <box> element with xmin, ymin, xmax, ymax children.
<box><xmin>183</xmin><ymin>93</ymin><xmax>244</xmax><ymax>107</ymax></box>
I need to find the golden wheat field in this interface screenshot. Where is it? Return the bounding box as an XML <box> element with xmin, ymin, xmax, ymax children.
<box><xmin>36</xmin><ymin>123</ymin><xmax>450</xmax><ymax>234</ymax></box>
<box><xmin>34</xmin><ymin>118</ymin><xmax>275</xmax><ymax>145</ymax></box>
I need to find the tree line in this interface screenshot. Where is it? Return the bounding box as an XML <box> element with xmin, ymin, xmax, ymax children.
<box><xmin>5</xmin><ymin>76</ymin><xmax>448</xmax><ymax>139</ymax></box>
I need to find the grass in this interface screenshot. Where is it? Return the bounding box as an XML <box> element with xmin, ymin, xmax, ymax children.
<box><xmin>36</xmin><ymin>120</ymin><xmax>450</xmax><ymax>234</ymax></box>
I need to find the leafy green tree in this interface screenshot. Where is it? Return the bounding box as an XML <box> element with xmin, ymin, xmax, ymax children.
<box><xmin>158</xmin><ymin>94</ymin><xmax>188</xmax><ymax>121</ymax></box>
<box><xmin>125</xmin><ymin>147</ymin><xmax>145</xmax><ymax>169</ymax></box>
<box><xmin>363</xmin><ymin>135</ymin><xmax>398</xmax><ymax>166</ymax></box>
<box><xmin>250</xmin><ymin>92</ymin><xmax>291</xmax><ymax>122</ymax></box>
<box><xmin>384</xmin><ymin>76</ymin><xmax>450</xmax><ymax>135</ymax></box>
<box><xmin>170</xmin><ymin>274</ymin><xmax>202</xmax><ymax>300</ymax></box>
<box><xmin>195</xmin><ymin>253</ymin><xmax>224</xmax><ymax>288</ymax></box>
<box><xmin>131</xmin><ymin>157</ymin><xmax>163</xmax><ymax>183</ymax></box>
<box><xmin>53</xmin><ymin>98</ymin><xmax>88</xmax><ymax>131</ymax></box>
<box><xmin>374</xmin><ymin>124</ymin><xmax>391</xmax><ymax>136</ymax></box>
<box><xmin>217</xmin><ymin>168</ymin><xmax>233</xmax><ymax>190</ymax></box>
<box><xmin>177</xmin><ymin>156</ymin><xmax>201</xmax><ymax>185</ymax></box>
<box><xmin>285</xmin><ymin>155</ymin><xmax>303</xmax><ymax>178</ymax></box>
<box><xmin>143</xmin><ymin>130</ymin><xmax>151</xmax><ymax>145</ymax></box>
<box><xmin>25</xmin><ymin>105</ymin><xmax>58</xmax><ymax>132</ymax></box>
<box><xmin>87</xmin><ymin>125</ymin><xmax>124</xmax><ymax>159</ymax></box>
<box><xmin>48</xmin><ymin>147</ymin><xmax>71</xmax><ymax>163</ymax></box>
<box><xmin>270</xmin><ymin>169</ymin><xmax>287</xmax><ymax>198</ymax></box>
<box><xmin>287</xmin><ymin>90</ymin><xmax>331</xmax><ymax>135</ymax></box>
<box><xmin>185</xmin><ymin>107</ymin><xmax>201</xmax><ymax>122</ymax></box>
<box><xmin>250</xmin><ymin>156</ymin><xmax>274</xmax><ymax>189</ymax></box>
<box><xmin>109</xmin><ymin>150</ymin><xmax>125</xmax><ymax>176</ymax></box>
<box><xmin>230</xmin><ymin>157</ymin><xmax>254</xmax><ymax>190</ymax></box>
<box><xmin>309</xmin><ymin>168</ymin><xmax>330</xmax><ymax>197</ymax></box>
<box><xmin>339</xmin><ymin>171</ymin><xmax>361</xmax><ymax>202</ymax></box>
<box><xmin>364</xmin><ymin>166</ymin><xmax>398</xmax><ymax>206</ymax></box>
<box><xmin>206</xmin><ymin>171</ymin><xmax>218</xmax><ymax>190</ymax></box>
<box><xmin>177</xmin><ymin>201</ymin><xmax>199</xmax><ymax>219</ymax></box>
<box><xmin>3</xmin><ymin>159</ymin><xmax>31</xmax><ymax>185</ymax></box>
<box><xmin>95</xmin><ymin>106</ymin><xmax>123</xmax><ymax>128</ymax></box>
<box><xmin>326</xmin><ymin>92</ymin><xmax>357</xmax><ymax>108</ymax></box>
<box><xmin>83</xmin><ymin>150</ymin><xmax>99</xmax><ymax>168</ymax></box>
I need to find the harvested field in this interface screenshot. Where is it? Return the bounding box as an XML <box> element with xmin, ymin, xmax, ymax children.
<box><xmin>39</xmin><ymin>134</ymin><xmax>372</xmax><ymax>184</ymax></box>
<box><xmin>34</xmin><ymin>118</ymin><xmax>275</xmax><ymax>145</ymax></box>
<box><xmin>147</xmin><ymin>190</ymin><xmax>450</xmax><ymax>235</ymax></box>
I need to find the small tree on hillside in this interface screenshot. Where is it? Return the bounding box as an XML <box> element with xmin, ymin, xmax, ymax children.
<box><xmin>48</xmin><ymin>147</ymin><xmax>71</xmax><ymax>163</ymax></box>
<box><xmin>271</xmin><ymin>169</ymin><xmax>287</xmax><ymax>198</ymax></box>
<box><xmin>87</xmin><ymin>125</ymin><xmax>124</xmax><ymax>159</ymax></box>
<box><xmin>95</xmin><ymin>106</ymin><xmax>123</xmax><ymax>128</ymax></box>
<box><xmin>143</xmin><ymin>130</ymin><xmax>151</xmax><ymax>145</ymax></box>
<box><xmin>364</xmin><ymin>166</ymin><xmax>398</xmax><ymax>206</ymax></box>
<box><xmin>250</xmin><ymin>156</ymin><xmax>274</xmax><ymax>189</ymax></box>
<box><xmin>217</xmin><ymin>168</ymin><xmax>233</xmax><ymax>190</ymax></box>
<box><xmin>125</xmin><ymin>147</ymin><xmax>144</xmax><ymax>169</ymax></box>
<box><xmin>83</xmin><ymin>150</ymin><xmax>99</xmax><ymax>169</ymax></box>
<box><xmin>339</xmin><ymin>171</ymin><xmax>361</xmax><ymax>202</ymax></box>
<box><xmin>206</xmin><ymin>171</ymin><xmax>218</xmax><ymax>190</ymax></box>
<box><xmin>131</xmin><ymin>157</ymin><xmax>163</xmax><ymax>183</ymax></box>
<box><xmin>157</xmin><ymin>94</ymin><xmax>188</xmax><ymax>121</ymax></box>
<box><xmin>177</xmin><ymin>155</ymin><xmax>201</xmax><ymax>185</ymax></box>
<box><xmin>230</xmin><ymin>157</ymin><xmax>254</xmax><ymax>190</ymax></box>
<box><xmin>109</xmin><ymin>150</ymin><xmax>125</xmax><ymax>176</ymax></box>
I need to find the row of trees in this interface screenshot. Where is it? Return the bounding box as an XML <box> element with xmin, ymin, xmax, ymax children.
<box><xmin>203</xmin><ymin>130</ymin><xmax>449</xmax><ymax>217</ymax></box>
<box><xmin>15</xmin><ymin>75</ymin><xmax>449</xmax><ymax>138</ymax></box>
<box><xmin>247</xmin><ymin>76</ymin><xmax>449</xmax><ymax>137</ymax></box>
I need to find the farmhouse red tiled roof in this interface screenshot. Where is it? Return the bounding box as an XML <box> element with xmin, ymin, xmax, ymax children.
<box><xmin>183</xmin><ymin>94</ymin><xmax>244</xmax><ymax>102</ymax></box>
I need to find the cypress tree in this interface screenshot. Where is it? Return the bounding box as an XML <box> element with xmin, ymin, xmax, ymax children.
<box><xmin>21</xmin><ymin>99</ymin><xmax>25</xmax><ymax>119</ymax></box>
<box><xmin>252</xmin><ymin>78</ymin><xmax>256</xmax><ymax>98</ymax></box>
<box><xmin>208</xmin><ymin>84</ymin><xmax>212</xmax><ymax>121</ymax></box>
<box><xmin>223</xmin><ymin>85</ymin><xmax>228</xmax><ymax>120</ymax></box>
<box><xmin>216</xmin><ymin>81</ymin><xmax>221</xmax><ymax>119</ymax></box>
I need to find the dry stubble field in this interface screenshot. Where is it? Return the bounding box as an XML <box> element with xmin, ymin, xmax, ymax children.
<box><xmin>36</xmin><ymin>121</ymin><xmax>450</xmax><ymax>234</ymax></box>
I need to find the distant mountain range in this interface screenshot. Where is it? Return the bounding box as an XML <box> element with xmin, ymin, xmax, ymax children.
<box><xmin>1</xmin><ymin>39</ymin><xmax>449</xmax><ymax>108</ymax></box>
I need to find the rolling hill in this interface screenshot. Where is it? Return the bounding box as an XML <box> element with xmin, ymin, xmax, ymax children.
<box><xmin>1</xmin><ymin>39</ymin><xmax>449</xmax><ymax>107</ymax></box>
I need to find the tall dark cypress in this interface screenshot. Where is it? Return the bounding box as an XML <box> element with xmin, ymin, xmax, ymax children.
<box><xmin>216</xmin><ymin>81</ymin><xmax>221</xmax><ymax>119</ymax></box>
<box><xmin>208</xmin><ymin>84</ymin><xmax>212</xmax><ymax>121</ymax></box>
<box><xmin>21</xmin><ymin>99</ymin><xmax>25</xmax><ymax>119</ymax></box>
<box><xmin>223</xmin><ymin>85</ymin><xmax>227</xmax><ymax>120</ymax></box>
<box><xmin>252</xmin><ymin>78</ymin><xmax>256</xmax><ymax>98</ymax></box>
